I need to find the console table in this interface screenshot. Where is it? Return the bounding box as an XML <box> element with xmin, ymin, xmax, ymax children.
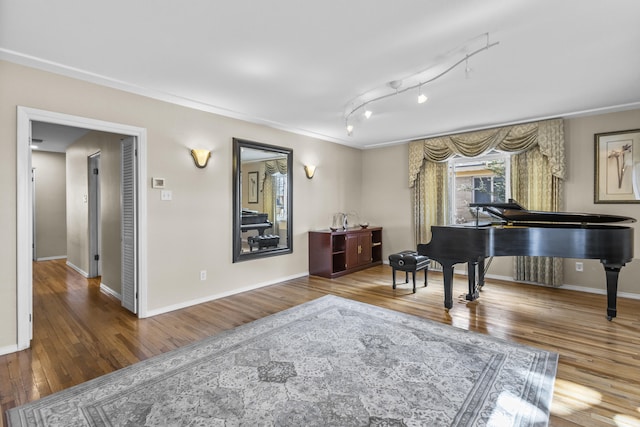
<box><xmin>308</xmin><ymin>227</ymin><xmax>382</xmax><ymax>278</ymax></box>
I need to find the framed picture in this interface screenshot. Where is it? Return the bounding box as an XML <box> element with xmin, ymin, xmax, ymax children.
<box><xmin>248</xmin><ymin>171</ymin><xmax>259</xmax><ymax>204</ymax></box>
<box><xmin>595</xmin><ymin>129</ymin><xmax>640</xmax><ymax>203</ymax></box>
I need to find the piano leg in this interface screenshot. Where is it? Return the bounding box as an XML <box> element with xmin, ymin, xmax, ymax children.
<box><xmin>466</xmin><ymin>261</ymin><xmax>480</xmax><ymax>302</ymax></box>
<box><xmin>441</xmin><ymin>263</ymin><xmax>455</xmax><ymax>311</ymax></box>
<box><xmin>603</xmin><ymin>263</ymin><xmax>623</xmax><ymax>321</ymax></box>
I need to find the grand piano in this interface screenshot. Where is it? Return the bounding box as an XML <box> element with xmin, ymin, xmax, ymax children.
<box><xmin>417</xmin><ymin>200</ymin><xmax>635</xmax><ymax>320</ymax></box>
<box><xmin>241</xmin><ymin>209</ymin><xmax>273</xmax><ymax>236</ymax></box>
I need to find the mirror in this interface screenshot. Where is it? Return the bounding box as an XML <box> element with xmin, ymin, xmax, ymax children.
<box><xmin>233</xmin><ymin>138</ymin><xmax>293</xmax><ymax>262</ymax></box>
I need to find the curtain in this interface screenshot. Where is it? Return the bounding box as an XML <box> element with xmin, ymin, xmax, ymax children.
<box><xmin>511</xmin><ymin>147</ymin><xmax>564</xmax><ymax>286</ymax></box>
<box><xmin>409</xmin><ymin>118</ymin><xmax>565</xmax><ymax>286</ymax></box>
<box><xmin>261</xmin><ymin>159</ymin><xmax>288</xmax><ymax>237</ymax></box>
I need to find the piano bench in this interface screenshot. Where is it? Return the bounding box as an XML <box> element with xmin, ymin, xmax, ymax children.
<box><xmin>248</xmin><ymin>234</ymin><xmax>280</xmax><ymax>251</ymax></box>
<box><xmin>388</xmin><ymin>251</ymin><xmax>429</xmax><ymax>293</ymax></box>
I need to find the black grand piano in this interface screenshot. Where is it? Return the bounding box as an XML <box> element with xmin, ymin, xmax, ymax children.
<box><xmin>417</xmin><ymin>200</ymin><xmax>635</xmax><ymax>320</ymax></box>
<box><xmin>241</xmin><ymin>209</ymin><xmax>273</xmax><ymax>236</ymax></box>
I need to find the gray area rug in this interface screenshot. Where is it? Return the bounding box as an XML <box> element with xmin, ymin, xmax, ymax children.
<box><xmin>7</xmin><ymin>295</ymin><xmax>557</xmax><ymax>426</ymax></box>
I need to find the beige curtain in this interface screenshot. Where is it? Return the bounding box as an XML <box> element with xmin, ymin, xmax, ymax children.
<box><xmin>409</xmin><ymin>118</ymin><xmax>565</xmax><ymax>286</ymax></box>
<box><xmin>261</xmin><ymin>159</ymin><xmax>288</xmax><ymax>236</ymax></box>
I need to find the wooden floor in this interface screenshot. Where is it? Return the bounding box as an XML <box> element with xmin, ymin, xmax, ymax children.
<box><xmin>1</xmin><ymin>260</ymin><xmax>640</xmax><ymax>426</ymax></box>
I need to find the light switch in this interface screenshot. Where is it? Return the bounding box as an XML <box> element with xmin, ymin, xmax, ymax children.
<box><xmin>161</xmin><ymin>190</ymin><xmax>172</xmax><ymax>201</ymax></box>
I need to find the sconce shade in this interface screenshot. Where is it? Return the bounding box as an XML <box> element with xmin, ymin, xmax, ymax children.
<box><xmin>191</xmin><ymin>149</ymin><xmax>211</xmax><ymax>168</ymax></box>
<box><xmin>304</xmin><ymin>164</ymin><xmax>316</xmax><ymax>179</ymax></box>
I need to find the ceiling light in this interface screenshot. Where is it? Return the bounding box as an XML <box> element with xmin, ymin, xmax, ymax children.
<box><xmin>346</xmin><ymin>124</ymin><xmax>354</xmax><ymax>136</ymax></box>
<box><xmin>418</xmin><ymin>87</ymin><xmax>428</xmax><ymax>104</ymax></box>
<box><xmin>343</xmin><ymin>33</ymin><xmax>499</xmax><ymax>135</ymax></box>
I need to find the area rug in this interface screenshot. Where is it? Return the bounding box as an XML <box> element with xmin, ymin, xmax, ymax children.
<box><xmin>7</xmin><ymin>295</ymin><xmax>557</xmax><ymax>426</ymax></box>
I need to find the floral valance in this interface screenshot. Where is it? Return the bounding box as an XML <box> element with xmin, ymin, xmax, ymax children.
<box><xmin>409</xmin><ymin>119</ymin><xmax>565</xmax><ymax>187</ymax></box>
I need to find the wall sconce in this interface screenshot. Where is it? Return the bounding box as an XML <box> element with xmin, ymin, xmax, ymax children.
<box><xmin>191</xmin><ymin>149</ymin><xmax>211</xmax><ymax>168</ymax></box>
<box><xmin>304</xmin><ymin>165</ymin><xmax>316</xmax><ymax>179</ymax></box>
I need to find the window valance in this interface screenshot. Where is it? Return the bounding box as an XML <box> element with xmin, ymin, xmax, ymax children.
<box><xmin>409</xmin><ymin>118</ymin><xmax>565</xmax><ymax>187</ymax></box>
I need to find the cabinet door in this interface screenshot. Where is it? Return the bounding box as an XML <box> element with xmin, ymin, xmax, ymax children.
<box><xmin>345</xmin><ymin>233</ymin><xmax>360</xmax><ymax>270</ymax></box>
<box><xmin>358</xmin><ymin>232</ymin><xmax>372</xmax><ymax>265</ymax></box>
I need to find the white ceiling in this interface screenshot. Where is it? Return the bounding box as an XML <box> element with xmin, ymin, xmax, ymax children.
<box><xmin>30</xmin><ymin>122</ymin><xmax>89</xmax><ymax>153</ymax></box>
<box><xmin>2</xmin><ymin>1</ymin><xmax>640</xmax><ymax>149</ymax></box>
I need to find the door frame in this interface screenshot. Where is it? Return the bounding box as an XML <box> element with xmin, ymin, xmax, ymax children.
<box><xmin>16</xmin><ymin>106</ymin><xmax>149</xmax><ymax>351</ymax></box>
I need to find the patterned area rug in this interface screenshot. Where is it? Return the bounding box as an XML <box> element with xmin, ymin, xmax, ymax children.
<box><xmin>7</xmin><ymin>295</ymin><xmax>557</xmax><ymax>426</ymax></box>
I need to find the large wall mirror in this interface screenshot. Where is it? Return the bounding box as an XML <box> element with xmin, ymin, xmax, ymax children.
<box><xmin>233</xmin><ymin>138</ymin><xmax>293</xmax><ymax>262</ymax></box>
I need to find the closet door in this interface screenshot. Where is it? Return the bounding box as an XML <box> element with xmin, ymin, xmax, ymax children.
<box><xmin>121</xmin><ymin>136</ymin><xmax>138</xmax><ymax>314</ymax></box>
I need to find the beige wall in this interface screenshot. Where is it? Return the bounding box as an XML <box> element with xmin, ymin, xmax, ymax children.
<box><xmin>0</xmin><ymin>60</ymin><xmax>362</xmax><ymax>350</ymax></box>
<box><xmin>2</xmin><ymin>58</ymin><xmax>638</xmax><ymax>352</ymax></box>
<box><xmin>66</xmin><ymin>131</ymin><xmax>124</xmax><ymax>294</ymax></box>
<box><xmin>363</xmin><ymin>111</ymin><xmax>640</xmax><ymax>294</ymax></box>
<box><xmin>32</xmin><ymin>151</ymin><xmax>67</xmax><ymax>259</ymax></box>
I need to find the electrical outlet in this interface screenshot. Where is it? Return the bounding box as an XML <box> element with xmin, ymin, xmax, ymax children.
<box><xmin>200</xmin><ymin>270</ymin><xmax>207</xmax><ymax>281</ymax></box>
<box><xmin>161</xmin><ymin>190</ymin><xmax>172</xmax><ymax>201</ymax></box>
<box><xmin>575</xmin><ymin>262</ymin><xmax>584</xmax><ymax>272</ymax></box>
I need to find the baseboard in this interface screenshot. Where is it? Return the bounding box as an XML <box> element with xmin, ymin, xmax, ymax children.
<box><xmin>65</xmin><ymin>261</ymin><xmax>88</xmax><ymax>278</ymax></box>
<box><xmin>35</xmin><ymin>255</ymin><xmax>67</xmax><ymax>261</ymax></box>
<box><xmin>100</xmin><ymin>283</ymin><xmax>121</xmax><ymax>301</ymax></box>
<box><xmin>0</xmin><ymin>344</ymin><xmax>19</xmax><ymax>357</ymax></box>
<box><xmin>145</xmin><ymin>271</ymin><xmax>309</xmax><ymax>317</ymax></box>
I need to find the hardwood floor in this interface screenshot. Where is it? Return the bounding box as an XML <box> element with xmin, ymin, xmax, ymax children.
<box><xmin>2</xmin><ymin>259</ymin><xmax>640</xmax><ymax>426</ymax></box>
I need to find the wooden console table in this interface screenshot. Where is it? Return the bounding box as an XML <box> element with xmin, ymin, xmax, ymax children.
<box><xmin>308</xmin><ymin>227</ymin><xmax>382</xmax><ymax>278</ymax></box>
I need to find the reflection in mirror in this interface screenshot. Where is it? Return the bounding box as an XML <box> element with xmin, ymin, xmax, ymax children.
<box><xmin>233</xmin><ymin>138</ymin><xmax>293</xmax><ymax>262</ymax></box>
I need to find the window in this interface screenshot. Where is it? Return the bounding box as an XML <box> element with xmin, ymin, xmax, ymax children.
<box><xmin>274</xmin><ymin>173</ymin><xmax>288</xmax><ymax>221</ymax></box>
<box><xmin>449</xmin><ymin>152</ymin><xmax>510</xmax><ymax>224</ymax></box>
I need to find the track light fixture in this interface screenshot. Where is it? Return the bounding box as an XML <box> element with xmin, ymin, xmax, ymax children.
<box><xmin>343</xmin><ymin>33</ymin><xmax>499</xmax><ymax>136</ymax></box>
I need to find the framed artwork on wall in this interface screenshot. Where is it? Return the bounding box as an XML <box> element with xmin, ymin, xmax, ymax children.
<box><xmin>595</xmin><ymin>129</ymin><xmax>640</xmax><ymax>203</ymax></box>
<box><xmin>248</xmin><ymin>171</ymin><xmax>259</xmax><ymax>204</ymax></box>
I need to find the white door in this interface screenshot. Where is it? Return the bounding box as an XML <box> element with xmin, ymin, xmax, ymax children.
<box><xmin>121</xmin><ymin>136</ymin><xmax>138</xmax><ymax>313</ymax></box>
<box><xmin>88</xmin><ymin>153</ymin><xmax>102</xmax><ymax>277</ymax></box>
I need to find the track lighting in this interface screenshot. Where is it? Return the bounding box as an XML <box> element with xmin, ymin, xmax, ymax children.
<box><xmin>343</xmin><ymin>33</ymin><xmax>499</xmax><ymax>136</ymax></box>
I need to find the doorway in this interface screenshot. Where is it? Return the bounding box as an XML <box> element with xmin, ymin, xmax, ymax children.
<box><xmin>16</xmin><ymin>106</ymin><xmax>148</xmax><ymax>351</ymax></box>
<box><xmin>88</xmin><ymin>152</ymin><xmax>102</xmax><ymax>278</ymax></box>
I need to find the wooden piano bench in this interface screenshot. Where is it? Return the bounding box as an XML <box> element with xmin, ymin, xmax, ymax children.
<box><xmin>248</xmin><ymin>234</ymin><xmax>280</xmax><ymax>251</ymax></box>
<box><xmin>388</xmin><ymin>250</ymin><xmax>429</xmax><ymax>293</ymax></box>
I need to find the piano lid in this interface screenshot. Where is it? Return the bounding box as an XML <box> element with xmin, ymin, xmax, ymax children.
<box><xmin>470</xmin><ymin>199</ymin><xmax>636</xmax><ymax>224</ymax></box>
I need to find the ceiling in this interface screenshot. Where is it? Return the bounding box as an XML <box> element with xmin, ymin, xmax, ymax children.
<box><xmin>2</xmin><ymin>1</ymin><xmax>640</xmax><ymax>149</ymax></box>
<box><xmin>30</xmin><ymin>122</ymin><xmax>89</xmax><ymax>153</ymax></box>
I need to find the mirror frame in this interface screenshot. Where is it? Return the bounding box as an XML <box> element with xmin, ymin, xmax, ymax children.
<box><xmin>232</xmin><ymin>138</ymin><xmax>293</xmax><ymax>262</ymax></box>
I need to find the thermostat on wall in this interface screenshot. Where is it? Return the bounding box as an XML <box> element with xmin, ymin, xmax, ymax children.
<box><xmin>152</xmin><ymin>177</ymin><xmax>166</xmax><ymax>189</ymax></box>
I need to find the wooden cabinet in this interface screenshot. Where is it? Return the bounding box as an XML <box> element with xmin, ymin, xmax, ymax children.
<box><xmin>309</xmin><ymin>227</ymin><xmax>382</xmax><ymax>278</ymax></box>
